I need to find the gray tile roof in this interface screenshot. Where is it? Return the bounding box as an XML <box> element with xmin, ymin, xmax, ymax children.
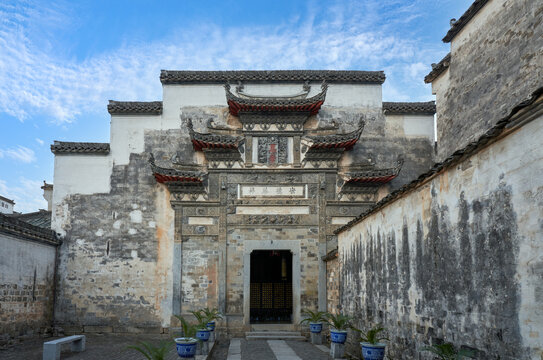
<box><xmin>107</xmin><ymin>101</ymin><xmax>163</xmax><ymax>115</ymax></box>
<box><xmin>51</xmin><ymin>141</ymin><xmax>110</xmax><ymax>154</ymax></box>
<box><xmin>160</xmin><ymin>70</ymin><xmax>386</xmax><ymax>84</ymax></box>
<box><xmin>0</xmin><ymin>213</ymin><xmax>60</xmax><ymax>246</ymax></box>
<box><xmin>443</xmin><ymin>0</ymin><xmax>490</xmax><ymax>43</ymax></box>
<box><xmin>424</xmin><ymin>53</ymin><xmax>451</xmax><ymax>83</ymax></box>
<box><xmin>8</xmin><ymin>210</ymin><xmax>51</xmax><ymax>229</ymax></box>
<box><xmin>305</xmin><ymin>121</ymin><xmax>365</xmax><ymax>149</ymax></box>
<box><xmin>383</xmin><ymin>101</ymin><xmax>436</xmax><ymax>115</ymax></box>
<box><xmin>335</xmin><ymin>86</ymin><xmax>543</xmax><ymax>234</ymax></box>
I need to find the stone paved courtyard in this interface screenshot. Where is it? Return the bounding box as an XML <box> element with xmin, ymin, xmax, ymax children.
<box><xmin>0</xmin><ymin>335</ymin><xmax>334</xmax><ymax>360</ymax></box>
<box><xmin>0</xmin><ymin>334</ymin><xmax>193</xmax><ymax>360</ymax></box>
<box><xmin>231</xmin><ymin>338</ymin><xmax>332</xmax><ymax>360</ymax></box>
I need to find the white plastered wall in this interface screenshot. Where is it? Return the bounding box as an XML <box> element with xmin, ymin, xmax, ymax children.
<box><xmin>109</xmin><ymin>114</ymin><xmax>164</xmax><ymax>165</ymax></box>
<box><xmin>52</xmin><ymin>154</ymin><xmax>112</xmax><ymax>235</ymax></box>
<box><xmin>162</xmin><ymin>82</ymin><xmax>382</xmax><ymax>125</ymax></box>
<box><xmin>385</xmin><ymin>114</ymin><xmax>435</xmax><ymax>142</ymax></box>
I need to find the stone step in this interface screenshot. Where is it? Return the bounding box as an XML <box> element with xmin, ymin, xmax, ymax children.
<box><xmin>245</xmin><ymin>331</ymin><xmax>302</xmax><ymax>337</ymax></box>
<box><xmin>246</xmin><ymin>335</ymin><xmax>307</xmax><ymax>341</ymax></box>
<box><xmin>245</xmin><ymin>331</ymin><xmax>306</xmax><ymax>341</ymax></box>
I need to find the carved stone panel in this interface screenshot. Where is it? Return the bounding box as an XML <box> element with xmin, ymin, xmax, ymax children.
<box><xmin>257</xmin><ymin>136</ymin><xmax>288</xmax><ymax>164</ymax></box>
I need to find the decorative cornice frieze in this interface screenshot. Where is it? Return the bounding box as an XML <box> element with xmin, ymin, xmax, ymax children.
<box><xmin>239</xmin><ymin>113</ymin><xmax>309</xmax><ymax>132</ymax></box>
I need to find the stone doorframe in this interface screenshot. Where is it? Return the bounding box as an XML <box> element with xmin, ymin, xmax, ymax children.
<box><xmin>243</xmin><ymin>240</ymin><xmax>301</xmax><ymax>327</ymax></box>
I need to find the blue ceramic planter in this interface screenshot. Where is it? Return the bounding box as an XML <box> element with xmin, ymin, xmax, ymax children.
<box><xmin>175</xmin><ymin>338</ymin><xmax>198</xmax><ymax>358</ymax></box>
<box><xmin>206</xmin><ymin>321</ymin><xmax>216</xmax><ymax>331</ymax></box>
<box><xmin>330</xmin><ymin>329</ymin><xmax>348</xmax><ymax>344</ymax></box>
<box><xmin>309</xmin><ymin>322</ymin><xmax>323</xmax><ymax>334</ymax></box>
<box><xmin>196</xmin><ymin>329</ymin><xmax>211</xmax><ymax>341</ymax></box>
<box><xmin>361</xmin><ymin>342</ymin><xmax>386</xmax><ymax>360</ymax></box>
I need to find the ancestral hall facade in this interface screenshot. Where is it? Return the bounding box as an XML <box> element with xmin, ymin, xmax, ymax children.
<box><xmin>51</xmin><ymin>70</ymin><xmax>435</xmax><ymax>335</ymax></box>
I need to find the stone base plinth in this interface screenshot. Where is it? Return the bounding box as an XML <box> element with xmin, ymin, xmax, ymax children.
<box><xmin>310</xmin><ymin>332</ymin><xmax>322</xmax><ymax>345</ymax></box>
<box><xmin>330</xmin><ymin>342</ymin><xmax>344</xmax><ymax>359</ymax></box>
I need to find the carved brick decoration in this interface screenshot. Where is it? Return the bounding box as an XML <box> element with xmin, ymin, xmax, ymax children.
<box><xmin>245</xmin><ymin>215</ymin><xmax>300</xmax><ymax>225</ymax></box>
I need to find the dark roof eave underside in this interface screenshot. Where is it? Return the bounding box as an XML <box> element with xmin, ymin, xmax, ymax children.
<box><xmin>0</xmin><ymin>214</ymin><xmax>59</xmax><ymax>245</ymax></box>
<box><xmin>424</xmin><ymin>53</ymin><xmax>451</xmax><ymax>83</ymax></box>
<box><xmin>443</xmin><ymin>0</ymin><xmax>490</xmax><ymax>43</ymax></box>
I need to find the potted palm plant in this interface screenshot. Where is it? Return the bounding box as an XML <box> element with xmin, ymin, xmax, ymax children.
<box><xmin>191</xmin><ymin>310</ymin><xmax>211</xmax><ymax>342</ymax></box>
<box><xmin>354</xmin><ymin>325</ymin><xmax>389</xmax><ymax>360</ymax></box>
<box><xmin>300</xmin><ymin>309</ymin><xmax>328</xmax><ymax>334</ymax></box>
<box><xmin>126</xmin><ymin>340</ymin><xmax>173</xmax><ymax>360</ymax></box>
<box><xmin>173</xmin><ymin>315</ymin><xmax>198</xmax><ymax>358</ymax></box>
<box><xmin>325</xmin><ymin>312</ymin><xmax>353</xmax><ymax>344</ymax></box>
<box><xmin>201</xmin><ymin>307</ymin><xmax>223</xmax><ymax>331</ymax></box>
<box><xmin>422</xmin><ymin>342</ymin><xmax>476</xmax><ymax>359</ymax></box>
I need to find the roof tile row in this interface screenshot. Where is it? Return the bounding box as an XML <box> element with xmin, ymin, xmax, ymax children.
<box><xmin>383</xmin><ymin>101</ymin><xmax>436</xmax><ymax>115</ymax></box>
<box><xmin>107</xmin><ymin>101</ymin><xmax>163</xmax><ymax>115</ymax></box>
<box><xmin>161</xmin><ymin>70</ymin><xmax>385</xmax><ymax>84</ymax></box>
<box><xmin>51</xmin><ymin>141</ymin><xmax>110</xmax><ymax>154</ymax></box>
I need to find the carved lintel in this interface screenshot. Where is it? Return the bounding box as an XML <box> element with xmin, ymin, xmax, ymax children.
<box><xmin>245</xmin><ymin>215</ymin><xmax>300</xmax><ymax>225</ymax></box>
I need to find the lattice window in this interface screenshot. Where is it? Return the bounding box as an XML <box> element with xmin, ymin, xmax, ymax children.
<box><xmin>250</xmin><ymin>283</ymin><xmax>261</xmax><ymax>308</ymax></box>
<box><xmin>286</xmin><ymin>284</ymin><xmax>293</xmax><ymax>308</ymax></box>
<box><xmin>274</xmin><ymin>283</ymin><xmax>285</xmax><ymax>308</ymax></box>
<box><xmin>262</xmin><ymin>283</ymin><xmax>274</xmax><ymax>308</ymax></box>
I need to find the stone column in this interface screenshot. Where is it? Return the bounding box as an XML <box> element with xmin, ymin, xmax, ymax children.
<box><xmin>172</xmin><ymin>205</ymin><xmax>183</xmax><ymax>315</ymax></box>
<box><xmin>218</xmin><ymin>175</ymin><xmax>228</xmax><ymax>317</ymax></box>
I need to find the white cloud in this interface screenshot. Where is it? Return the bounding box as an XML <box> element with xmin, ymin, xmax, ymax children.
<box><xmin>35</xmin><ymin>138</ymin><xmax>44</xmax><ymax>145</ymax></box>
<box><xmin>0</xmin><ymin>0</ymin><xmax>442</xmax><ymax>124</ymax></box>
<box><xmin>0</xmin><ymin>146</ymin><xmax>36</xmax><ymax>163</ymax></box>
<box><xmin>0</xmin><ymin>177</ymin><xmax>47</xmax><ymax>213</ymax></box>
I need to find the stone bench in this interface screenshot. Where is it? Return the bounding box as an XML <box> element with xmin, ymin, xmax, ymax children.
<box><xmin>43</xmin><ymin>335</ymin><xmax>86</xmax><ymax>360</ymax></box>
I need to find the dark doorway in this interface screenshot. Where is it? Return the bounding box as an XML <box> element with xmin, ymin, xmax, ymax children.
<box><xmin>250</xmin><ymin>250</ymin><xmax>293</xmax><ymax>323</ymax></box>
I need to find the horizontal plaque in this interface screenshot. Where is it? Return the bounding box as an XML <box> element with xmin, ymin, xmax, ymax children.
<box><xmin>236</xmin><ymin>206</ymin><xmax>309</xmax><ymax>215</ymax></box>
<box><xmin>239</xmin><ymin>185</ymin><xmax>306</xmax><ymax>198</ymax></box>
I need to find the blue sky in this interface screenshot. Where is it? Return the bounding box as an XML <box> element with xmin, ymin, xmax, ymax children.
<box><xmin>0</xmin><ymin>0</ymin><xmax>471</xmax><ymax>212</ymax></box>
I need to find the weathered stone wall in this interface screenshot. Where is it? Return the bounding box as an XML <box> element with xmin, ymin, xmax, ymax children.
<box><xmin>325</xmin><ymin>257</ymin><xmax>339</xmax><ymax>314</ymax></box>
<box><xmin>337</xmin><ymin>112</ymin><xmax>543</xmax><ymax>359</ymax></box>
<box><xmin>53</xmin><ymin>130</ymin><xmax>184</xmax><ymax>333</ymax></box>
<box><xmin>0</xmin><ymin>233</ymin><xmax>56</xmax><ymax>345</ymax></box>
<box><xmin>435</xmin><ymin>0</ymin><xmax>543</xmax><ymax>160</ymax></box>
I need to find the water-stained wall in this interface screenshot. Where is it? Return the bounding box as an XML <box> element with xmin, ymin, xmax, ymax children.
<box><xmin>0</xmin><ymin>233</ymin><xmax>57</xmax><ymax>346</ymax></box>
<box><xmin>338</xmin><ymin>114</ymin><xmax>543</xmax><ymax>359</ymax></box>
